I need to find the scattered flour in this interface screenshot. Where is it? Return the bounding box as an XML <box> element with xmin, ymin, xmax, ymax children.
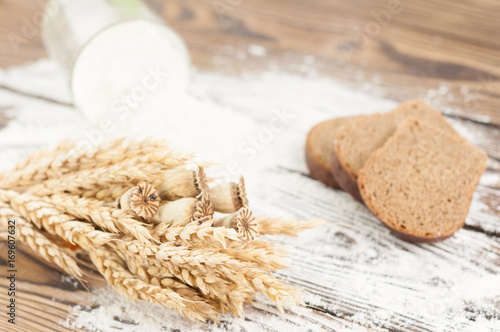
<box><xmin>61</xmin><ymin>275</ymin><xmax>81</xmax><ymax>289</ymax></box>
<box><xmin>64</xmin><ymin>287</ymin><xmax>339</xmax><ymax>332</ymax></box>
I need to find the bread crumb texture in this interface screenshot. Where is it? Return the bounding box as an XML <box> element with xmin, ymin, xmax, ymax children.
<box><xmin>358</xmin><ymin>118</ymin><xmax>487</xmax><ymax>241</ymax></box>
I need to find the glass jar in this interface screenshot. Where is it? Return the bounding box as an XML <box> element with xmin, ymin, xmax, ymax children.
<box><xmin>42</xmin><ymin>0</ymin><xmax>191</xmax><ymax>125</ymax></box>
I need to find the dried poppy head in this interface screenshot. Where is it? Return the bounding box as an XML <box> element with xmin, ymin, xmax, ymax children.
<box><xmin>210</xmin><ymin>176</ymin><xmax>248</xmax><ymax>213</ymax></box>
<box><xmin>151</xmin><ymin>197</ymin><xmax>197</xmax><ymax>226</ymax></box>
<box><xmin>236</xmin><ymin>208</ymin><xmax>258</xmax><ymax>241</ymax></box>
<box><xmin>120</xmin><ymin>183</ymin><xmax>160</xmax><ymax>221</ymax></box>
<box><xmin>196</xmin><ymin>167</ymin><xmax>209</xmax><ymax>193</ymax></box>
<box><xmin>192</xmin><ymin>193</ymin><xmax>213</xmax><ymax>224</ymax></box>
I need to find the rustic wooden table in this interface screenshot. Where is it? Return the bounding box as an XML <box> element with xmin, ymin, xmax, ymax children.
<box><xmin>0</xmin><ymin>0</ymin><xmax>499</xmax><ymax>331</ymax></box>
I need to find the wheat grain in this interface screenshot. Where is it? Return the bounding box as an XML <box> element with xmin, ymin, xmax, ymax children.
<box><xmin>218</xmin><ymin>239</ymin><xmax>289</xmax><ymax>272</ymax></box>
<box><xmin>116</xmin><ymin>238</ymin><xmax>244</xmax><ymax>276</ymax></box>
<box><xmin>147</xmin><ymin>260</ymin><xmax>252</xmax><ymax>317</ymax></box>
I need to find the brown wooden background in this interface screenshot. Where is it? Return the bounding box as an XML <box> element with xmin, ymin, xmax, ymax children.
<box><xmin>0</xmin><ymin>0</ymin><xmax>499</xmax><ymax>331</ymax></box>
<box><xmin>1</xmin><ymin>0</ymin><xmax>499</xmax><ymax>124</ymax></box>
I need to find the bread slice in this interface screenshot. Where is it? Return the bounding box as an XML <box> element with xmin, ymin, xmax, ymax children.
<box><xmin>358</xmin><ymin>118</ymin><xmax>488</xmax><ymax>242</ymax></box>
<box><xmin>305</xmin><ymin>116</ymin><xmax>358</xmax><ymax>188</ymax></box>
<box><xmin>332</xmin><ymin>100</ymin><xmax>458</xmax><ymax>202</ymax></box>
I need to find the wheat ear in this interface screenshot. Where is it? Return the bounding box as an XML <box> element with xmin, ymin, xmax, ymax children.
<box><xmin>8</xmin><ymin>192</ymin><xmax>113</xmax><ymax>249</ymax></box>
<box><xmin>114</xmin><ymin>239</ymin><xmax>253</xmax><ymax>316</ymax></box>
<box><xmin>0</xmin><ymin>138</ymin><xmax>179</xmax><ymax>189</ymax></box>
<box><xmin>112</xmin><ymin>245</ymin><xmax>224</xmax><ymax>314</ymax></box>
<box><xmin>256</xmin><ymin>216</ymin><xmax>323</xmax><ymax>236</ymax></box>
<box><xmin>153</xmin><ymin>221</ymin><xmax>288</xmax><ymax>271</ymax></box>
<box><xmin>118</xmin><ymin>238</ymin><xmax>299</xmax><ymax>311</ymax></box>
<box><xmin>152</xmin><ymin>220</ymin><xmax>240</xmax><ymax>248</ymax></box>
<box><xmin>44</xmin><ymin>194</ymin><xmax>154</xmax><ymax>244</ymax></box>
<box><xmin>0</xmin><ymin>140</ymin><xmax>76</xmax><ymax>188</ymax></box>
<box><xmin>27</xmin><ymin>162</ymin><xmax>169</xmax><ymax>196</ymax></box>
<box><xmin>212</xmin><ymin>239</ymin><xmax>289</xmax><ymax>272</ymax></box>
<box><xmin>81</xmin><ymin>184</ymin><xmax>130</xmax><ymax>202</ymax></box>
<box><xmin>89</xmin><ymin>248</ymin><xmax>220</xmax><ymax>323</ymax></box>
<box><xmin>0</xmin><ymin>200</ymin><xmax>83</xmax><ymax>279</ymax></box>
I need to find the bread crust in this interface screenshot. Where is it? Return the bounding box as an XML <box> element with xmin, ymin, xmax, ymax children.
<box><xmin>330</xmin><ymin>144</ymin><xmax>364</xmax><ymax>202</ymax></box>
<box><xmin>305</xmin><ymin>145</ymin><xmax>341</xmax><ymax>188</ymax></box>
<box><xmin>305</xmin><ymin>116</ymin><xmax>358</xmax><ymax>189</ymax></box>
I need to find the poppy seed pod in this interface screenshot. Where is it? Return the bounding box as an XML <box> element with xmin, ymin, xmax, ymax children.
<box><xmin>213</xmin><ymin>207</ymin><xmax>258</xmax><ymax>241</ymax></box>
<box><xmin>210</xmin><ymin>177</ymin><xmax>248</xmax><ymax>213</ymax></box>
<box><xmin>119</xmin><ymin>183</ymin><xmax>160</xmax><ymax>220</ymax></box>
<box><xmin>151</xmin><ymin>197</ymin><xmax>198</xmax><ymax>226</ymax></box>
<box><xmin>158</xmin><ymin>168</ymin><xmax>201</xmax><ymax>201</ymax></box>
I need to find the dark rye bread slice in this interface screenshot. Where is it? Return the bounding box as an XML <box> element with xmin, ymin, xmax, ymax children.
<box><xmin>305</xmin><ymin>116</ymin><xmax>359</xmax><ymax>188</ymax></box>
<box><xmin>332</xmin><ymin>100</ymin><xmax>458</xmax><ymax>202</ymax></box>
<box><xmin>358</xmin><ymin>118</ymin><xmax>488</xmax><ymax>242</ymax></box>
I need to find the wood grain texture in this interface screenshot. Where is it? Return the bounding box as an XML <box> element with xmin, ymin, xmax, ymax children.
<box><xmin>0</xmin><ymin>0</ymin><xmax>499</xmax><ymax>331</ymax></box>
<box><xmin>151</xmin><ymin>0</ymin><xmax>500</xmax><ymax>125</ymax></box>
<box><xmin>0</xmin><ymin>0</ymin><xmax>499</xmax><ymax>124</ymax></box>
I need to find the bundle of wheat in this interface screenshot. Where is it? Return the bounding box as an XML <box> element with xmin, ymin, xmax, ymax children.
<box><xmin>0</xmin><ymin>138</ymin><xmax>320</xmax><ymax>322</ymax></box>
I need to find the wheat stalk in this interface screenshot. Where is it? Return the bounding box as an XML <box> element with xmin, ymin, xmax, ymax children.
<box><xmin>0</xmin><ymin>200</ymin><xmax>83</xmax><ymax>279</ymax></box>
<box><xmin>89</xmin><ymin>247</ymin><xmax>220</xmax><ymax>323</ymax></box>
<box><xmin>44</xmin><ymin>194</ymin><xmax>154</xmax><ymax>244</ymax></box>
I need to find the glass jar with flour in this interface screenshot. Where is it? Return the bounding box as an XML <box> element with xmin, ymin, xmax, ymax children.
<box><xmin>42</xmin><ymin>0</ymin><xmax>190</xmax><ymax>127</ymax></box>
